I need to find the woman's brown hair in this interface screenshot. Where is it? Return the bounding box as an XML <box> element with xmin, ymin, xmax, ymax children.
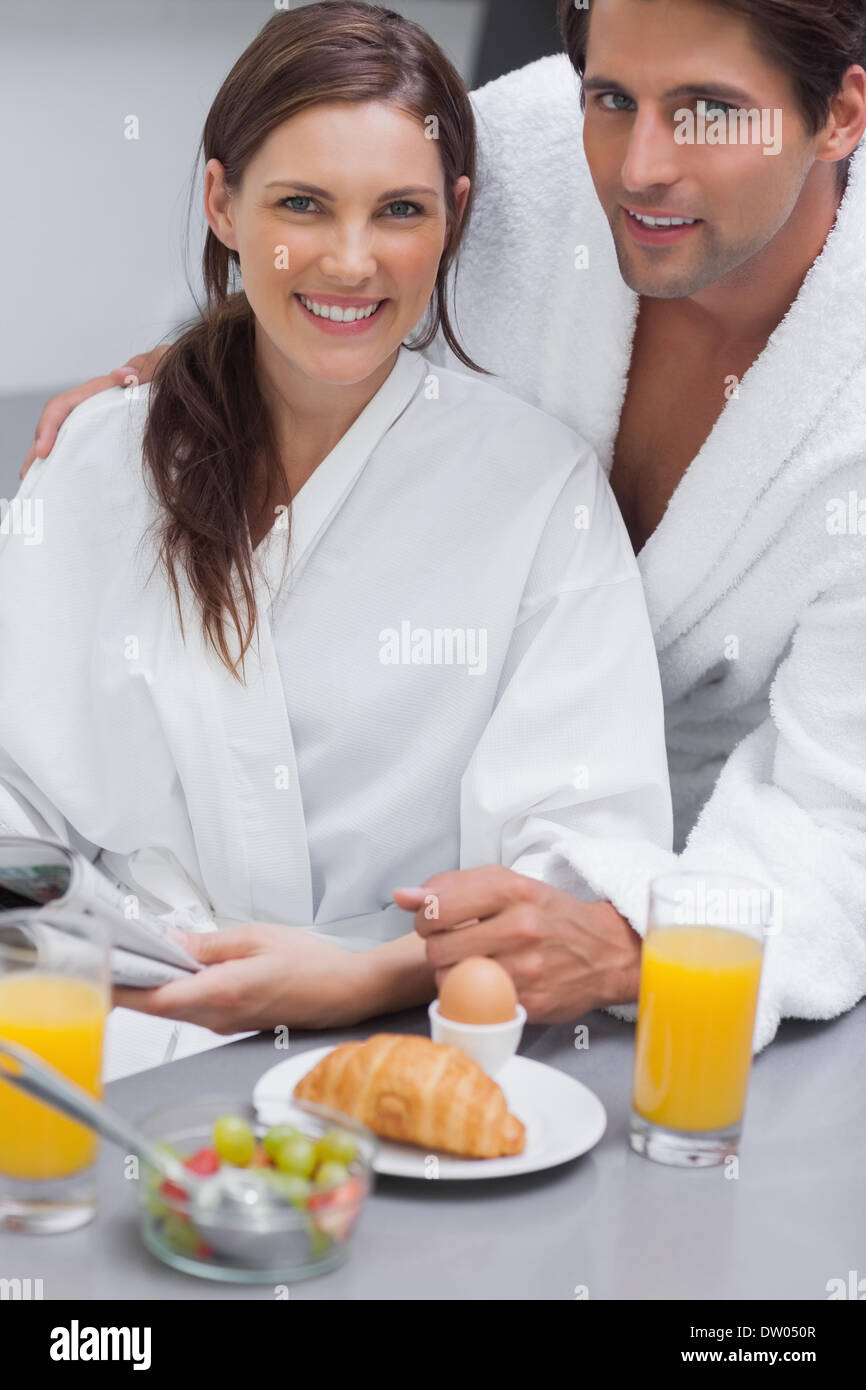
<box><xmin>142</xmin><ymin>0</ymin><xmax>483</xmax><ymax>682</ymax></box>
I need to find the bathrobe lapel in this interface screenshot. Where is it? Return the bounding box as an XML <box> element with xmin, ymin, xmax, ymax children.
<box><xmin>256</xmin><ymin>346</ymin><xmax>427</xmax><ymax>593</ymax></box>
<box><xmin>156</xmin><ymin>347</ymin><xmax>426</xmax><ymax>925</ymax></box>
<box><xmin>537</xmin><ymin>143</ymin><xmax>866</xmax><ymax>658</ymax></box>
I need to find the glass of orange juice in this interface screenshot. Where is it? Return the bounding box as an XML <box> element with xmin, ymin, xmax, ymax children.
<box><xmin>0</xmin><ymin>917</ymin><xmax>109</xmax><ymax>1232</ymax></box>
<box><xmin>629</xmin><ymin>871</ymin><xmax>772</xmax><ymax>1167</ymax></box>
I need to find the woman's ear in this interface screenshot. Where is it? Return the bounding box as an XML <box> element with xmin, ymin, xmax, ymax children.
<box><xmin>203</xmin><ymin>157</ymin><xmax>240</xmax><ymax>251</ymax></box>
<box><xmin>444</xmin><ymin>175</ymin><xmax>471</xmax><ymax>247</ymax></box>
<box><xmin>453</xmin><ymin>174</ymin><xmax>471</xmax><ymax>226</ymax></box>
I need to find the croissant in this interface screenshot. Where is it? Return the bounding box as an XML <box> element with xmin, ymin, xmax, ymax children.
<box><xmin>294</xmin><ymin>1033</ymin><xmax>525</xmax><ymax>1159</ymax></box>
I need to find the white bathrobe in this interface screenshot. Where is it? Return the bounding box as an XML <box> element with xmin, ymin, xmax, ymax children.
<box><xmin>425</xmin><ymin>53</ymin><xmax>866</xmax><ymax>1051</ymax></box>
<box><xmin>0</xmin><ymin>344</ymin><xmax>671</xmax><ymax>1074</ymax></box>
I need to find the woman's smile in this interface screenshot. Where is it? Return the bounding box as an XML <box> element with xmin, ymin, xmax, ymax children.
<box><xmin>293</xmin><ymin>291</ymin><xmax>390</xmax><ymax>335</ymax></box>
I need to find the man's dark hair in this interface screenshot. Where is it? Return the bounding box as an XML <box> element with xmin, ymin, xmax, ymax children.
<box><xmin>557</xmin><ymin>0</ymin><xmax>866</xmax><ymax>183</ymax></box>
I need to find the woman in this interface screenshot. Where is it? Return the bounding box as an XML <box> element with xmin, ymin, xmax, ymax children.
<box><xmin>1</xmin><ymin>2</ymin><xmax>671</xmax><ymax>1065</ymax></box>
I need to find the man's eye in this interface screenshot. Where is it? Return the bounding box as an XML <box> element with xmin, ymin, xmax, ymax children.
<box><xmin>281</xmin><ymin>196</ymin><xmax>316</xmax><ymax>212</ymax></box>
<box><xmin>598</xmin><ymin>92</ymin><xmax>635</xmax><ymax>112</ymax></box>
<box><xmin>702</xmin><ymin>100</ymin><xmax>734</xmax><ymax>117</ymax></box>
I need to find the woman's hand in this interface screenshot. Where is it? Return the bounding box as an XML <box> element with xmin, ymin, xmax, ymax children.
<box><xmin>111</xmin><ymin>923</ymin><xmax>373</xmax><ymax>1034</ymax></box>
<box><xmin>20</xmin><ymin>346</ymin><xmax>170</xmax><ymax>479</ymax></box>
<box><xmin>394</xmin><ymin>866</ymin><xmax>643</xmax><ymax>1024</ymax></box>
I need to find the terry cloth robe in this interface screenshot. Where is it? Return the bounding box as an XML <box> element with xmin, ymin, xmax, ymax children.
<box><xmin>0</xmin><ymin>345</ymin><xmax>671</xmax><ymax>1075</ymax></box>
<box><xmin>426</xmin><ymin>52</ymin><xmax>866</xmax><ymax>1052</ymax></box>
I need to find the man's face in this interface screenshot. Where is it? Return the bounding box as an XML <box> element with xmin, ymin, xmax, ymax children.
<box><xmin>582</xmin><ymin>0</ymin><xmax>820</xmax><ymax>298</ymax></box>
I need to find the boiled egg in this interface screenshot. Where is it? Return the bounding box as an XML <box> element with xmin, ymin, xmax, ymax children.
<box><xmin>438</xmin><ymin>956</ymin><xmax>518</xmax><ymax>1025</ymax></box>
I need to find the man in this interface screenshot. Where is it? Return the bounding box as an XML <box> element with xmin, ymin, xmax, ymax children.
<box><xmin>21</xmin><ymin>0</ymin><xmax>866</xmax><ymax>1052</ymax></box>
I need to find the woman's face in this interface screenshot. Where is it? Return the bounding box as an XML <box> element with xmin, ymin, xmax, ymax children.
<box><xmin>205</xmin><ymin>101</ymin><xmax>470</xmax><ymax>388</ymax></box>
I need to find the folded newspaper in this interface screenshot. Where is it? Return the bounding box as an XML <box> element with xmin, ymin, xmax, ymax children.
<box><xmin>0</xmin><ymin>835</ymin><xmax>204</xmax><ymax>987</ymax></box>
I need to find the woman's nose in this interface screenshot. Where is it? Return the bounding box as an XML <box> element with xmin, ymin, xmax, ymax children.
<box><xmin>317</xmin><ymin>225</ymin><xmax>378</xmax><ymax>283</ymax></box>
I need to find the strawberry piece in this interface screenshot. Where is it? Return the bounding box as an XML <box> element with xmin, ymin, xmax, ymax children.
<box><xmin>184</xmin><ymin>1147</ymin><xmax>221</xmax><ymax>1176</ymax></box>
<box><xmin>159</xmin><ymin>1179</ymin><xmax>189</xmax><ymax>1206</ymax></box>
<box><xmin>307</xmin><ymin>1175</ymin><xmax>365</xmax><ymax>1241</ymax></box>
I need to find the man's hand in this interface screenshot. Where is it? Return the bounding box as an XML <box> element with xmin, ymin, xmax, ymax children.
<box><xmin>20</xmin><ymin>346</ymin><xmax>170</xmax><ymax>479</ymax></box>
<box><xmin>393</xmin><ymin>866</ymin><xmax>642</xmax><ymax>1024</ymax></box>
<box><xmin>112</xmin><ymin>923</ymin><xmax>371</xmax><ymax>1034</ymax></box>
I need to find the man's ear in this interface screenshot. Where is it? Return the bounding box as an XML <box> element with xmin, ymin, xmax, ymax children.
<box><xmin>816</xmin><ymin>64</ymin><xmax>866</xmax><ymax>165</ymax></box>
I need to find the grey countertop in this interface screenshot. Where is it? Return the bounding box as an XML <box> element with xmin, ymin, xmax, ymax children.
<box><xmin>3</xmin><ymin>1002</ymin><xmax>864</xmax><ymax>1300</ymax></box>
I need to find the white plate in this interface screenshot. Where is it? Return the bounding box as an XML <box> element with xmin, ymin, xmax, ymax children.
<box><xmin>252</xmin><ymin>1045</ymin><xmax>607</xmax><ymax>1180</ymax></box>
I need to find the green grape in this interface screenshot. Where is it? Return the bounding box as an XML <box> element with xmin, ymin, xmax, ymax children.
<box><xmin>161</xmin><ymin>1213</ymin><xmax>200</xmax><ymax>1255</ymax></box>
<box><xmin>263</xmin><ymin>1124</ymin><xmax>302</xmax><ymax>1162</ymax></box>
<box><xmin>274</xmin><ymin>1133</ymin><xmax>317</xmax><ymax>1178</ymax></box>
<box><xmin>314</xmin><ymin>1160</ymin><xmax>350</xmax><ymax>1192</ymax></box>
<box><xmin>212</xmin><ymin>1114</ymin><xmax>256</xmax><ymax>1166</ymax></box>
<box><xmin>143</xmin><ymin>1190</ymin><xmax>171</xmax><ymax>1221</ymax></box>
<box><xmin>315</xmin><ymin>1129</ymin><xmax>358</xmax><ymax>1167</ymax></box>
<box><xmin>266</xmin><ymin>1171</ymin><xmax>313</xmax><ymax>1206</ymax></box>
<box><xmin>154</xmin><ymin>1140</ymin><xmax>183</xmax><ymax>1161</ymax></box>
<box><xmin>305</xmin><ymin>1221</ymin><xmax>333</xmax><ymax>1260</ymax></box>
<box><xmin>144</xmin><ymin>1142</ymin><xmax>183</xmax><ymax>1193</ymax></box>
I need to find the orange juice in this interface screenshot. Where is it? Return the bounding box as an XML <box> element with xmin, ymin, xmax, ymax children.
<box><xmin>632</xmin><ymin>926</ymin><xmax>763</xmax><ymax>1132</ymax></box>
<box><xmin>0</xmin><ymin>973</ymin><xmax>105</xmax><ymax>1179</ymax></box>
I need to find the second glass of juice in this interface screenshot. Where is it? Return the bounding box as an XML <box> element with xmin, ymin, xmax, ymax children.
<box><xmin>0</xmin><ymin>921</ymin><xmax>108</xmax><ymax>1232</ymax></box>
<box><xmin>629</xmin><ymin>871</ymin><xmax>772</xmax><ymax>1167</ymax></box>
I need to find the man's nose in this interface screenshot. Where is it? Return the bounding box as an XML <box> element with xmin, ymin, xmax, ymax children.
<box><xmin>620</xmin><ymin>106</ymin><xmax>682</xmax><ymax>197</ymax></box>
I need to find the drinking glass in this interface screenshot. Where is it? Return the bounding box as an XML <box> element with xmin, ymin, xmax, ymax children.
<box><xmin>0</xmin><ymin>917</ymin><xmax>109</xmax><ymax>1232</ymax></box>
<box><xmin>629</xmin><ymin>871</ymin><xmax>772</xmax><ymax>1167</ymax></box>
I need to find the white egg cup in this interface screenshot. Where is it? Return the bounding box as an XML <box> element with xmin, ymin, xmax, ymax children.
<box><xmin>428</xmin><ymin>999</ymin><xmax>527</xmax><ymax>1078</ymax></box>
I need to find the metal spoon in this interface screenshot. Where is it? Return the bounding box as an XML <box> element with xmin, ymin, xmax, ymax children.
<box><xmin>0</xmin><ymin>1039</ymin><xmax>304</xmax><ymax>1266</ymax></box>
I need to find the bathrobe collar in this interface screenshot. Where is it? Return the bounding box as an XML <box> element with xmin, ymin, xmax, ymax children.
<box><xmin>255</xmin><ymin>344</ymin><xmax>427</xmax><ymax>603</ymax></box>
<box><xmin>537</xmin><ymin>142</ymin><xmax>866</xmax><ymax>650</ymax></box>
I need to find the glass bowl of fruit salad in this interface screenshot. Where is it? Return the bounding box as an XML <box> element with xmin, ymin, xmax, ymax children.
<box><xmin>134</xmin><ymin>1095</ymin><xmax>376</xmax><ymax>1283</ymax></box>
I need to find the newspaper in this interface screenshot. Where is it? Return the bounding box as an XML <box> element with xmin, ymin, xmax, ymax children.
<box><xmin>0</xmin><ymin>835</ymin><xmax>203</xmax><ymax>987</ymax></box>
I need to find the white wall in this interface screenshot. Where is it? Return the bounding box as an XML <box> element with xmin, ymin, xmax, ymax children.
<box><xmin>0</xmin><ymin>0</ymin><xmax>486</xmax><ymax>399</ymax></box>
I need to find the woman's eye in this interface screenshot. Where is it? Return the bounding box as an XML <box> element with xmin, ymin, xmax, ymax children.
<box><xmin>598</xmin><ymin>92</ymin><xmax>635</xmax><ymax>112</ymax></box>
<box><xmin>279</xmin><ymin>196</ymin><xmax>420</xmax><ymax>217</ymax></box>
<box><xmin>702</xmin><ymin>100</ymin><xmax>734</xmax><ymax>117</ymax></box>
